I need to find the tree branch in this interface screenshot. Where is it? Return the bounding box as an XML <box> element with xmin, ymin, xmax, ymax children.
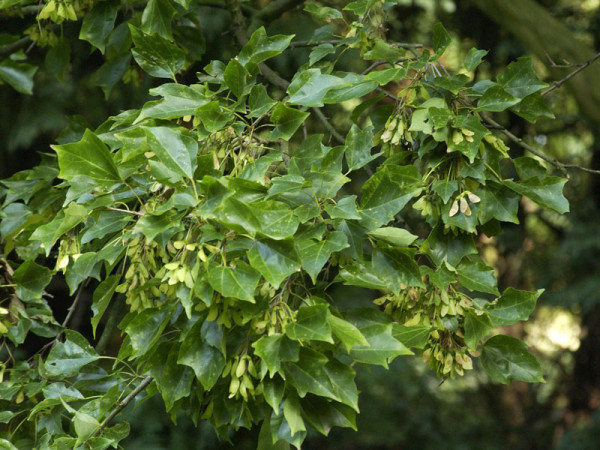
<box><xmin>94</xmin><ymin>376</ymin><xmax>153</xmax><ymax>437</ymax></box>
<box><xmin>311</xmin><ymin>107</ymin><xmax>344</xmax><ymax>144</ymax></box>
<box><xmin>0</xmin><ymin>36</ymin><xmax>31</xmax><ymax>59</ymax></box>
<box><xmin>481</xmin><ymin>115</ymin><xmax>600</xmax><ymax>175</ymax></box>
<box><xmin>250</xmin><ymin>0</ymin><xmax>305</xmax><ymax>29</ymax></box>
<box><xmin>542</xmin><ymin>50</ymin><xmax>600</xmax><ymax>97</ymax></box>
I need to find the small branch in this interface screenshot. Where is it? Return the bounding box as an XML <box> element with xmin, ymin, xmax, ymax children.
<box><xmin>311</xmin><ymin>107</ymin><xmax>344</xmax><ymax>144</ymax></box>
<box><xmin>95</xmin><ymin>297</ymin><xmax>127</xmax><ymax>355</ymax></box>
<box><xmin>225</xmin><ymin>0</ymin><xmax>249</xmax><ymax>46</ymax></box>
<box><xmin>481</xmin><ymin>115</ymin><xmax>600</xmax><ymax>175</ymax></box>
<box><xmin>542</xmin><ymin>50</ymin><xmax>600</xmax><ymax>96</ymax></box>
<box><xmin>94</xmin><ymin>376</ymin><xmax>153</xmax><ymax>437</ymax></box>
<box><xmin>0</xmin><ymin>36</ymin><xmax>31</xmax><ymax>59</ymax></box>
<box><xmin>106</xmin><ymin>207</ymin><xmax>145</xmax><ymax>217</ymax></box>
<box><xmin>61</xmin><ymin>280</ymin><xmax>89</xmax><ymax>329</ymax></box>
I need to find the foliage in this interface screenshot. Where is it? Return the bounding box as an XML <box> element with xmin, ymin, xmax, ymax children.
<box><xmin>0</xmin><ymin>0</ymin><xmax>571</xmax><ymax>448</ymax></box>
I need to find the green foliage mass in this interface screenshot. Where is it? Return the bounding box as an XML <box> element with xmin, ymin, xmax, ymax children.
<box><xmin>0</xmin><ymin>0</ymin><xmax>570</xmax><ymax>448</ymax></box>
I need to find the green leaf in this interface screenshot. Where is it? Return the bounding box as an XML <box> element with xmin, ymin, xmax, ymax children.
<box><xmin>425</xmin><ymin>225</ymin><xmax>477</xmax><ymax>267</ymax></box>
<box><xmin>30</xmin><ymin>203</ymin><xmax>90</xmax><ymax>255</ymax></box>
<box><xmin>247</xmin><ymin>238</ymin><xmax>301</xmax><ymax>288</ymax></box>
<box><xmin>433</xmin><ymin>75</ymin><xmax>469</xmax><ymax>94</ymax></box>
<box><xmin>391</xmin><ymin>325</ymin><xmax>430</xmax><ymax>349</ymax></box>
<box><xmin>364</xmin><ymin>68</ymin><xmax>407</xmax><ymax>85</ymax></box>
<box><xmin>195</xmin><ymin>101</ymin><xmax>233</xmax><ymax>132</ymax></box>
<box><xmin>91</xmin><ymin>275</ymin><xmax>120</xmax><ymax>338</ymax></box>
<box><xmin>372</xmin><ymin>248</ymin><xmax>423</xmax><ymax>293</ymax></box>
<box><xmin>296</xmin><ymin>231</ymin><xmax>348</xmax><ymax>283</ymax></box>
<box><xmin>304</xmin><ymin>4</ymin><xmax>344</xmax><ymax>21</ymax></box>
<box><xmin>136</xmin><ymin>83</ymin><xmax>209</xmax><ymax>122</ymax></box>
<box><xmin>287</xmin><ymin>69</ymin><xmax>348</xmax><ymax>107</ymax></box>
<box><xmin>0</xmin><ymin>203</ymin><xmax>31</xmax><ymax>238</ymax></box>
<box><xmin>309</xmin><ymin>43</ymin><xmax>336</xmax><ymax>65</ymax></box>
<box><xmin>129</xmin><ymin>24</ymin><xmax>184</xmax><ymax>79</ymax></box>
<box><xmin>463</xmin><ymin>310</ymin><xmax>493</xmax><ymax>349</ymax></box>
<box><xmin>481</xmin><ymin>335</ymin><xmax>544</xmax><ymax>384</ymax></box>
<box><xmin>349</xmin><ymin>324</ymin><xmax>412</xmax><ymax>367</ymax></box>
<box><xmin>477</xmin><ymin>85</ymin><xmax>520</xmax><ymax>112</ymax></box>
<box><xmin>359</xmin><ymin>165</ymin><xmax>421</xmax><ymax>230</ymax></box>
<box><xmin>269</xmin><ymin>103</ymin><xmax>310</xmax><ymax>141</ymax></box>
<box><xmin>343</xmin><ymin>0</ymin><xmax>375</xmax><ymax>17</ymax></box>
<box><xmin>151</xmin><ymin>348</ymin><xmax>194</xmax><ymax>411</ymax></box>
<box><xmin>301</xmin><ymin>396</ymin><xmax>356</xmax><ymax>435</ymax></box>
<box><xmin>284</xmin><ymin>349</ymin><xmax>338</xmax><ymax>402</ymax></box>
<box><xmin>510</xmin><ymin>92</ymin><xmax>555</xmax><ymax>123</ymax></box>
<box><xmin>339</xmin><ymin>262</ymin><xmax>388</xmax><ymax>291</ymax></box>
<box><xmin>329</xmin><ymin>315</ymin><xmax>369</xmax><ymax>351</ymax></box>
<box><xmin>12</xmin><ymin>260</ymin><xmax>53</xmax><ymax>301</ymax></box>
<box><xmin>464</xmin><ymin>47</ymin><xmax>488</xmax><ymax>71</ymax></box>
<box><xmin>143</xmin><ymin>126</ymin><xmax>198</xmax><ymax>181</ymax></box>
<box><xmin>457</xmin><ymin>259</ymin><xmax>499</xmax><ymax>295</ymax></box>
<box><xmin>284</xmin><ymin>393</ymin><xmax>306</xmax><ymax>436</ymax></box>
<box><xmin>65</xmin><ymin>252</ymin><xmax>101</xmax><ymax>294</ymax></box>
<box><xmin>363</xmin><ymin>39</ymin><xmax>403</xmax><ymax>60</ymax></box>
<box><xmin>178</xmin><ymin>322</ymin><xmax>225</xmax><ymax>389</ymax></box>
<box><xmin>52</xmin><ymin>129</ymin><xmax>122</xmax><ymax>187</ymax></box>
<box><xmin>45</xmin><ymin>330</ymin><xmax>98</xmax><ymax>377</ymax></box>
<box><xmin>285</xmin><ymin>304</ymin><xmax>333</xmax><ymax>343</ymax></box>
<box><xmin>486</xmin><ymin>288</ymin><xmax>543</xmax><ymax>326</ymax></box>
<box><xmin>141</xmin><ymin>0</ymin><xmax>177</xmax><ymax>40</ymax></box>
<box><xmin>224</xmin><ymin>58</ymin><xmax>249</xmax><ymax>98</ymax></box>
<box><xmin>248</xmin><ymin>84</ymin><xmax>276</xmax><ymax>118</ymax></box>
<box><xmin>207</xmin><ymin>261</ymin><xmax>260</xmax><ymax>302</ymax></box>
<box><xmin>497</xmin><ymin>57</ymin><xmax>548</xmax><ymax>98</ymax></box>
<box><xmin>478</xmin><ymin>182</ymin><xmax>520</xmax><ymax>224</ymax></box>
<box><xmin>324</xmin><ymin>196</ymin><xmax>360</xmax><ymax>220</ymax></box>
<box><xmin>123</xmin><ymin>307</ymin><xmax>172</xmax><ymax>357</ymax></box>
<box><xmin>0</xmin><ymin>59</ymin><xmax>37</xmax><ymax>95</ymax></box>
<box><xmin>367</xmin><ymin>227</ymin><xmax>417</xmax><ymax>247</ymax></box>
<box><xmin>503</xmin><ymin>176</ymin><xmax>569</xmax><ymax>214</ymax></box>
<box><xmin>253</xmin><ymin>334</ymin><xmax>300</xmax><ymax>376</ymax></box>
<box><xmin>344</xmin><ymin>124</ymin><xmax>381</xmax><ymax>171</ymax></box>
<box><xmin>45</xmin><ymin>38</ymin><xmax>71</xmax><ymax>81</ymax></box>
<box><xmin>79</xmin><ymin>0</ymin><xmax>120</xmax><ymax>53</ymax></box>
<box><xmin>432</xmin><ymin>23</ymin><xmax>452</xmax><ymax>55</ymax></box>
<box><xmin>238</xmin><ymin>27</ymin><xmax>294</xmax><ymax>68</ymax></box>
<box><xmin>450</xmin><ymin>114</ymin><xmax>489</xmax><ymax>162</ymax></box>
<box><xmin>432</xmin><ymin>180</ymin><xmax>458</xmax><ymax>204</ymax></box>
<box><xmin>81</xmin><ymin>210</ymin><xmax>133</xmax><ymax>244</ymax></box>
<box><xmin>323</xmin><ymin>359</ymin><xmax>359</xmax><ymax>411</ymax></box>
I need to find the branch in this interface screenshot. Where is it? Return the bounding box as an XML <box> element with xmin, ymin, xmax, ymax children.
<box><xmin>542</xmin><ymin>50</ymin><xmax>600</xmax><ymax>96</ymax></box>
<box><xmin>481</xmin><ymin>115</ymin><xmax>600</xmax><ymax>175</ymax></box>
<box><xmin>94</xmin><ymin>376</ymin><xmax>153</xmax><ymax>437</ymax></box>
<box><xmin>0</xmin><ymin>36</ymin><xmax>31</xmax><ymax>59</ymax></box>
<box><xmin>311</xmin><ymin>107</ymin><xmax>344</xmax><ymax>144</ymax></box>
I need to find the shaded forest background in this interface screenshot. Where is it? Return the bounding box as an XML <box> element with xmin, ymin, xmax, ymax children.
<box><xmin>1</xmin><ymin>0</ymin><xmax>600</xmax><ymax>448</ymax></box>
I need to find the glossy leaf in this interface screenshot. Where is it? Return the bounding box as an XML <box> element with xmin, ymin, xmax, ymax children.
<box><xmin>247</xmin><ymin>238</ymin><xmax>301</xmax><ymax>288</ymax></box>
<box><xmin>45</xmin><ymin>331</ymin><xmax>98</xmax><ymax>377</ymax></box>
<box><xmin>349</xmin><ymin>324</ymin><xmax>412</xmax><ymax>367</ymax></box>
<box><xmin>367</xmin><ymin>227</ymin><xmax>417</xmax><ymax>247</ymax></box>
<box><xmin>285</xmin><ymin>304</ymin><xmax>334</xmax><ymax>343</ymax></box>
<box><xmin>497</xmin><ymin>57</ymin><xmax>548</xmax><ymax>98</ymax></box>
<box><xmin>269</xmin><ymin>103</ymin><xmax>310</xmax><ymax>141</ymax></box>
<box><xmin>463</xmin><ymin>310</ymin><xmax>493</xmax><ymax>349</ymax></box>
<box><xmin>481</xmin><ymin>335</ymin><xmax>544</xmax><ymax>384</ymax></box>
<box><xmin>207</xmin><ymin>261</ymin><xmax>261</xmax><ymax>302</ymax></box>
<box><xmin>79</xmin><ymin>0</ymin><xmax>120</xmax><ymax>53</ymax></box>
<box><xmin>129</xmin><ymin>25</ymin><xmax>184</xmax><ymax>79</ymax></box>
<box><xmin>457</xmin><ymin>259</ymin><xmax>499</xmax><ymax>295</ymax></box>
<box><xmin>12</xmin><ymin>260</ymin><xmax>53</xmax><ymax>301</ymax></box>
<box><xmin>296</xmin><ymin>231</ymin><xmax>348</xmax><ymax>283</ymax></box>
<box><xmin>52</xmin><ymin>129</ymin><xmax>121</xmax><ymax>187</ymax></box>
<box><xmin>486</xmin><ymin>288</ymin><xmax>543</xmax><ymax>326</ymax></box>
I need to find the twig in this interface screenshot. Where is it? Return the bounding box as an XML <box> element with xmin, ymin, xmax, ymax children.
<box><xmin>481</xmin><ymin>115</ymin><xmax>600</xmax><ymax>175</ymax></box>
<box><xmin>61</xmin><ymin>280</ymin><xmax>89</xmax><ymax>329</ymax></box>
<box><xmin>0</xmin><ymin>36</ymin><xmax>31</xmax><ymax>59</ymax></box>
<box><xmin>311</xmin><ymin>107</ymin><xmax>345</xmax><ymax>144</ymax></box>
<box><xmin>106</xmin><ymin>207</ymin><xmax>145</xmax><ymax>217</ymax></box>
<box><xmin>94</xmin><ymin>376</ymin><xmax>153</xmax><ymax>437</ymax></box>
<box><xmin>290</xmin><ymin>39</ymin><xmax>341</xmax><ymax>48</ymax></box>
<box><xmin>542</xmin><ymin>50</ymin><xmax>600</xmax><ymax>96</ymax></box>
